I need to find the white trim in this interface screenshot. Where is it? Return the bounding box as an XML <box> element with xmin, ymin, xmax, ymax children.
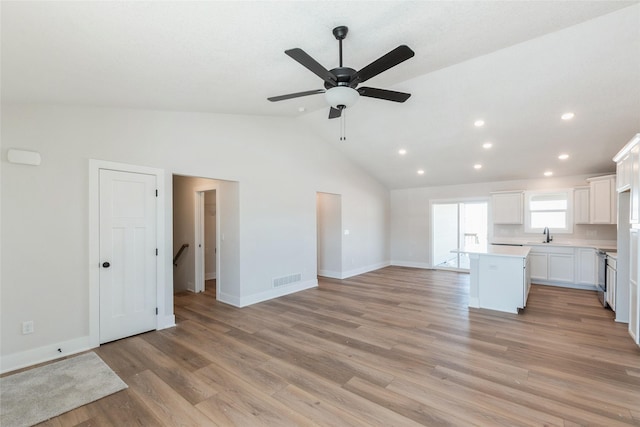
<box><xmin>468</xmin><ymin>297</ymin><xmax>480</xmax><ymax>308</ymax></box>
<box><xmin>238</xmin><ymin>279</ymin><xmax>318</xmax><ymax>307</ymax></box>
<box><xmin>341</xmin><ymin>261</ymin><xmax>390</xmax><ymax>279</ymax></box>
<box><xmin>533</xmin><ymin>281</ymin><xmax>597</xmax><ymax>291</ymax></box>
<box><xmin>390</xmin><ymin>261</ymin><xmax>431</xmax><ymax>269</ymax></box>
<box><xmin>205</xmin><ymin>272</ymin><xmax>216</xmax><ymax>280</ymax></box>
<box><xmin>318</xmin><ymin>269</ymin><xmax>342</xmax><ymax>279</ymax></box>
<box><xmin>157</xmin><ymin>315</ymin><xmax>176</xmax><ymax>330</ymax></box>
<box><xmin>89</xmin><ymin>159</ymin><xmax>168</xmax><ymax>347</ymax></box>
<box><xmin>217</xmin><ymin>292</ymin><xmax>242</xmax><ymax>307</ymax></box>
<box><xmin>0</xmin><ymin>336</ymin><xmax>93</xmax><ymax>374</ymax></box>
<box><xmin>613</xmin><ymin>133</ymin><xmax>640</xmax><ymax>162</ymax></box>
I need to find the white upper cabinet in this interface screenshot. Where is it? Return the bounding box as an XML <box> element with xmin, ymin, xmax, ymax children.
<box><xmin>617</xmin><ymin>152</ymin><xmax>632</xmax><ymax>192</ymax></box>
<box><xmin>574</xmin><ymin>186</ymin><xmax>590</xmax><ymax>225</ymax></box>
<box><xmin>631</xmin><ymin>145</ymin><xmax>640</xmax><ymax>225</ymax></box>
<box><xmin>491</xmin><ymin>192</ymin><xmax>523</xmax><ymax>224</ymax></box>
<box><xmin>587</xmin><ymin>175</ymin><xmax>617</xmax><ymax>225</ymax></box>
<box><xmin>614</xmin><ymin>134</ymin><xmax>640</xmax><ymax>224</ymax></box>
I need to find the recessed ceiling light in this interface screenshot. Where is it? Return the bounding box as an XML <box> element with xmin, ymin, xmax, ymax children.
<box><xmin>398</xmin><ymin>149</ymin><xmax>407</xmax><ymax>155</ymax></box>
<box><xmin>561</xmin><ymin>112</ymin><xmax>575</xmax><ymax>120</ymax></box>
<box><xmin>417</xmin><ymin>169</ymin><xmax>425</xmax><ymax>175</ymax></box>
<box><xmin>474</xmin><ymin>164</ymin><xmax>482</xmax><ymax>170</ymax></box>
<box><xmin>474</xmin><ymin>120</ymin><xmax>485</xmax><ymax>127</ymax></box>
<box><xmin>558</xmin><ymin>153</ymin><xmax>569</xmax><ymax>160</ymax></box>
<box><xmin>544</xmin><ymin>171</ymin><xmax>553</xmax><ymax>177</ymax></box>
<box><xmin>482</xmin><ymin>142</ymin><xmax>493</xmax><ymax>149</ymax></box>
<box><xmin>298</xmin><ymin>107</ymin><xmax>306</xmax><ymax>112</ymax></box>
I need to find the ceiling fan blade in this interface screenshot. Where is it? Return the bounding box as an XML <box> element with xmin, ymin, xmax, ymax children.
<box><xmin>267</xmin><ymin>89</ymin><xmax>325</xmax><ymax>102</ymax></box>
<box><xmin>358</xmin><ymin>87</ymin><xmax>411</xmax><ymax>103</ymax></box>
<box><xmin>356</xmin><ymin>45</ymin><xmax>415</xmax><ymax>84</ymax></box>
<box><xmin>285</xmin><ymin>48</ymin><xmax>337</xmax><ymax>86</ymax></box>
<box><xmin>328</xmin><ymin>107</ymin><xmax>342</xmax><ymax>119</ymax></box>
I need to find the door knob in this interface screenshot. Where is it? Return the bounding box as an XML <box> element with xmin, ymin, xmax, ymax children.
<box><xmin>102</xmin><ymin>262</ymin><xmax>111</xmax><ymax>268</ymax></box>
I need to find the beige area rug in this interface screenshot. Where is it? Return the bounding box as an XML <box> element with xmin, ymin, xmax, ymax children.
<box><xmin>0</xmin><ymin>352</ymin><xmax>127</xmax><ymax>427</ymax></box>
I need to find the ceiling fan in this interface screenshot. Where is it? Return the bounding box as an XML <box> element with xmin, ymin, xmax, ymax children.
<box><xmin>268</xmin><ymin>26</ymin><xmax>415</xmax><ymax>120</ymax></box>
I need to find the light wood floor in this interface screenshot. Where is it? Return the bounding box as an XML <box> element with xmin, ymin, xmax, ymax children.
<box><xmin>37</xmin><ymin>267</ymin><xmax>640</xmax><ymax>426</ymax></box>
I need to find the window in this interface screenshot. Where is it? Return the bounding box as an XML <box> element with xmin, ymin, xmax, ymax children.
<box><xmin>524</xmin><ymin>189</ymin><xmax>573</xmax><ymax>234</ymax></box>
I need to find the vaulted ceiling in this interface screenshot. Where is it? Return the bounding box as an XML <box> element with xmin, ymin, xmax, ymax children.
<box><xmin>2</xmin><ymin>1</ymin><xmax>639</xmax><ymax>188</ymax></box>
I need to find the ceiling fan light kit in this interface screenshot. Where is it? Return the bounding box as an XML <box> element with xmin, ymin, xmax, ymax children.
<box><xmin>268</xmin><ymin>25</ymin><xmax>415</xmax><ymax>140</ymax></box>
<box><xmin>325</xmin><ymin>86</ymin><xmax>359</xmax><ymax>109</ymax></box>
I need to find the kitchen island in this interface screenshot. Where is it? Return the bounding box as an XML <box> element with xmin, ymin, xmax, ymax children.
<box><xmin>458</xmin><ymin>245</ymin><xmax>531</xmax><ymax>314</ymax></box>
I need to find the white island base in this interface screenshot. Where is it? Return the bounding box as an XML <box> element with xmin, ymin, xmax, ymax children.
<box><xmin>463</xmin><ymin>245</ymin><xmax>531</xmax><ymax>314</ymax></box>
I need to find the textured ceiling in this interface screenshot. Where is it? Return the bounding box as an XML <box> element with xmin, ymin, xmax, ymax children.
<box><xmin>2</xmin><ymin>1</ymin><xmax>640</xmax><ymax>188</ymax></box>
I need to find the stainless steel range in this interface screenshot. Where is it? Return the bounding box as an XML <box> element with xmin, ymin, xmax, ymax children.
<box><xmin>596</xmin><ymin>250</ymin><xmax>608</xmax><ymax>307</ymax></box>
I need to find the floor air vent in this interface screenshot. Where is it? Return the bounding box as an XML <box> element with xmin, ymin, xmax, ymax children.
<box><xmin>273</xmin><ymin>273</ymin><xmax>301</xmax><ymax>288</ymax></box>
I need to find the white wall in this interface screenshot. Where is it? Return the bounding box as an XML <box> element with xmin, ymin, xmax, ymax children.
<box><xmin>391</xmin><ymin>174</ymin><xmax>617</xmax><ymax>268</ymax></box>
<box><xmin>0</xmin><ymin>104</ymin><xmax>390</xmax><ymax>371</ymax></box>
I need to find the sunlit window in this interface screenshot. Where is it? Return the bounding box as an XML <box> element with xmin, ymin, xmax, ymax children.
<box><xmin>525</xmin><ymin>190</ymin><xmax>573</xmax><ymax>233</ymax></box>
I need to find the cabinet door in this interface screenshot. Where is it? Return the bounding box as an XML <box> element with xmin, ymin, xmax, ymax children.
<box><xmin>574</xmin><ymin>187</ymin><xmax>590</xmax><ymax>224</ymax></box>
<box><xmin>630</xmin><ymin>229</ymin><xmax>639</xmax><ymax>345</ymax></box>
<box><xmin>606</xmin><ymin>265</ymin><xmax>616</xmax><ymax>310</ymax></box>
<box><xmin>632</xmin><ymin>146</ymin><xmax>640</xmax><ymax>225</ymax></box>
<box><xmin>576</xmin><ymin>248</ymin><xmax>597</xmax><ymax>285</ymax></box>
<box><xmin>590</xmin><ymin>178</ymin><xmax>615</xmax><ymax>224</ymax></box>
<box><xmin>548</xmin><ymin>253</ymin><xmax>575</xmax><ymax>283</ymax></box>
<box><xmin>492</xmin><ymin>193</ymin><xmax>523</xmax><ymax>224</ymax></box>
<box><xmin>617</xmin><ymin>154</ymin><xmax>631</xmax><ymax>192</ymax></box>
<box><xmin>529</xmin><ymin>252</ymin><xmax>548</xmax><ymax>281</ymax></box>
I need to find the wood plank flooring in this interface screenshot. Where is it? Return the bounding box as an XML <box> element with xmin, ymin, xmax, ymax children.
<box><xmin>35</xmin><ymin>267</ymin><xmax>640</xmax><ymax>426</ymax></box>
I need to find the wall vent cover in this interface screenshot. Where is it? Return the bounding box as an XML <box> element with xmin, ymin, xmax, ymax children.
<box><xmin>273</xmin><ymin>273</ymin><xmax>301</xmax><ymax>288</ymax></box>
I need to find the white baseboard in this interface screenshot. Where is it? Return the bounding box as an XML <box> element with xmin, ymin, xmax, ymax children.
<box><xmin>533</xmin><ymin>281</ymin><xmax>597</xmax><ymax>291</ymax></box>
<box><xmin>341</xmin><ymin>261</ymin><xmax>390</xmax><ymax>279</ymax></box>
<box><xmin>1</xmin><ymin>335</ymin><xmax>94</xmax><ymax>374</ymax></box>
<box><xmin>468</xmin><ymin>297</ymin><xmax>480</xmax><ymax>308</ymax></box>
<box><xmin>217</xmin><ymin>291</ymin><xmax>242</xmax><ymax>307</ymax></box>
<box><xmin>239</xmin><ymin>279</ymin><xmax>318</xmax><ymax>307</ymax></box>
<box><xmin>205</xmin><ymin>272</ymin><xmax>216</xmax><ymax>281</ymax></box>
<box><xmin>390</xmin><ymin>261</ymin><xmax>432</xmax><ymax>269</ymax></box>
<box><xmin>318</xmin><ymin>269</ymin><xmax>342</xmax><ymax>279</ymax></box>
<box><xmin>157</xmin><ymin>315</ymin><xmax>176</xmax><ymax>330</ymax></box>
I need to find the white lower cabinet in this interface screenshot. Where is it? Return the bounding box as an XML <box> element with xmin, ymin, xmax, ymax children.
<box><xmin>548</xmin><ymin>253</ymin><xmax>575</xmax><ymax>283</ymax></box>
<box><xmin>528</xmin><ymin>245</ymin><xmax>596</xmax><ymax>288</ymax></box>
<box><xmin>576</xmin><ymin>248</ymin><xmax>597</xmax><ymax>286</ymax></box>
<box><xmin>630</xmin><ymin>229</ymin><xmax>639</xmax><ymax>345</ymax></box>
<box><xmin>529</xmin><ymin>252</ymin><xmax>548</xmax><ymax>281</ymax></box>
<box><xmin>606</xmin><ymin>257</ymin><xmax>617</xmax><ymax>310</ymax></box>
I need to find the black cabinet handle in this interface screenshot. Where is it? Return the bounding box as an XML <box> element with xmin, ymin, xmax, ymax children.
<box><xmin>102</xmin><ymin>262</ymin><xmax>111</xmax><ymax>268</ymax></box>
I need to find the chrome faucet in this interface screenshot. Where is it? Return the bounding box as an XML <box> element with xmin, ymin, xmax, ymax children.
<box><xmin>543</xmin><ymin>227</ymin><xmax>553</xmax><ymax>243</ymax></box>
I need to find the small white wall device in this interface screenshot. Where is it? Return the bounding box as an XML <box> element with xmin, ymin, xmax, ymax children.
<box><xmin>7</xmin><ymin>149</ymin><xmax>41</xmax><ymax>166</ymax></box>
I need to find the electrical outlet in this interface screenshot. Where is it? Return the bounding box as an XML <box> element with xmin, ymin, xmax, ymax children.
<box><xmin>22</xmin><ymin>320</ymin><xmax>34</xmax><ymax>335</ymax></box>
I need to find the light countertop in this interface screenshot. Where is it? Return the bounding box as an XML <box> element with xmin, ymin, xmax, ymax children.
<box><xmin>454</xmin><ymin>244</ymin><xmax>531</xmax><ymax>258</ymax></box>
<box><xmin>491</xmin><ymin>239</ymin><xmax>617</xmax><ymax>252</ymax></box>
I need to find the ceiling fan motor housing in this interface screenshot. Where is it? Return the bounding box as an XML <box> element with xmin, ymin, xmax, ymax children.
<box><xmin>324</xmin><ymin>67</ymin><xmax>359</xmax><ymax>90</ymax></box>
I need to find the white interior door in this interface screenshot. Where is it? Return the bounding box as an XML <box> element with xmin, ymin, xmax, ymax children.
<box><xmin>99</xmin><ymin>169</ymin><xmax>157</xmax><ymax>343</ymax></box>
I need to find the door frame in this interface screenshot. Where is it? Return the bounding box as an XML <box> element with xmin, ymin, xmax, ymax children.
<box><xmin>194</xmin><ymin>184</ymin><xmax>220</xmax><ymax>295</ymax></box>
<box><xmin>89</xmin><ymin>159</ymin><xmax>167</xmax><ymax>347</ymax></box>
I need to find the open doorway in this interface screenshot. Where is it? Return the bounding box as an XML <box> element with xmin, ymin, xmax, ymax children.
<box><xmin>317</xmin><ymin>192</ymin><xmax>342</xmax><ymax>278</ymax></box>
<box><xmin>172</xmin><ymin>175</ymin><xmax>219</xmax><ymax>296</ymax></box>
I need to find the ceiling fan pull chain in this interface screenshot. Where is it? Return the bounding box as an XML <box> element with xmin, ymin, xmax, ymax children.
<box><xmin>340</xmin><ymin>110</ymin><xmax>346</xmax><ymax>141</ymax></box>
